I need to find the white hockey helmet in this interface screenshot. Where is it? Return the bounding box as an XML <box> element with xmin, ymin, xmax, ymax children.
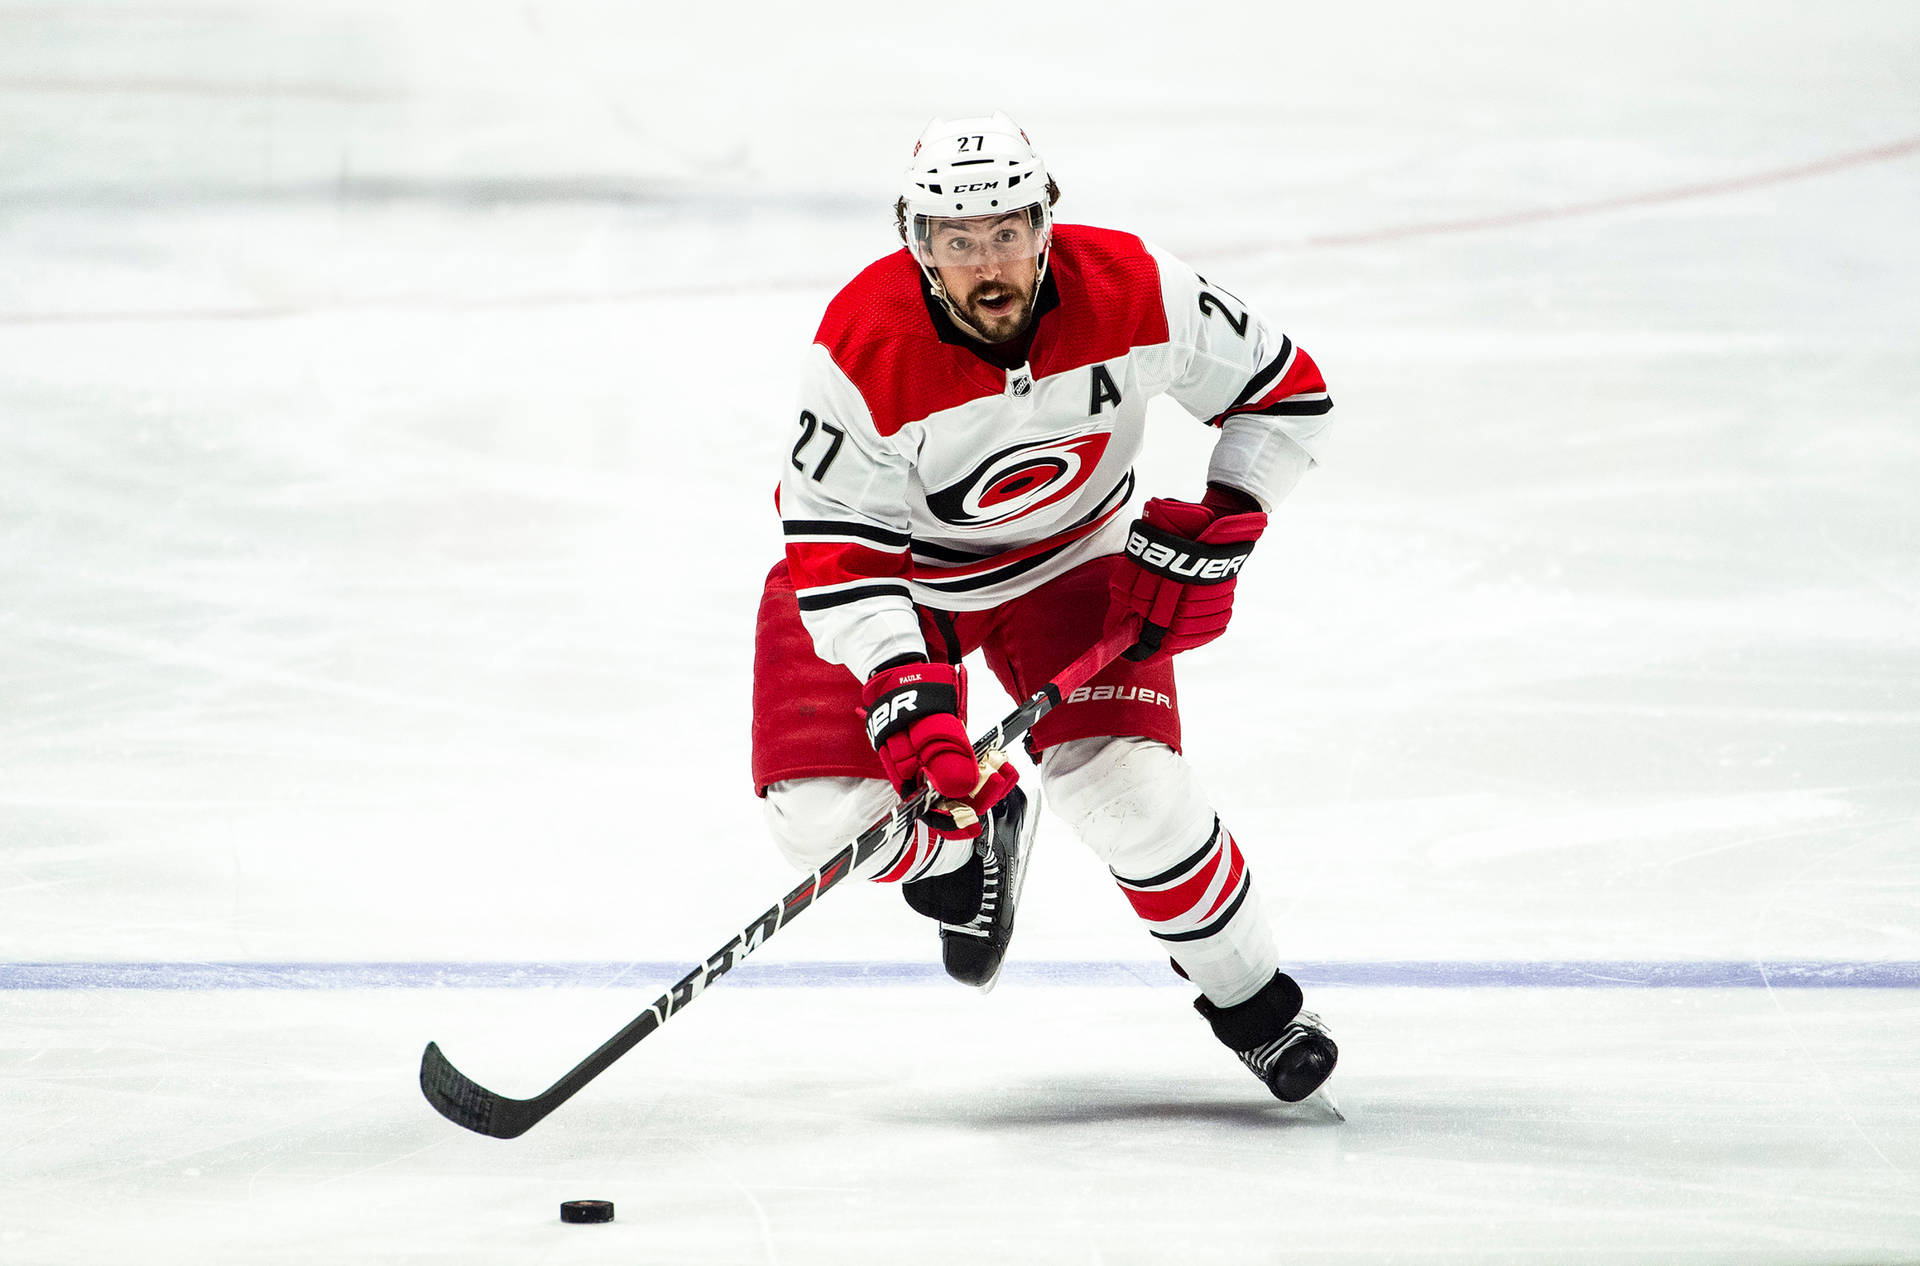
<box><xmin>898</xmin><ymin>111</ymin><xmax>1055</xmax><ymax>283</ymax></box>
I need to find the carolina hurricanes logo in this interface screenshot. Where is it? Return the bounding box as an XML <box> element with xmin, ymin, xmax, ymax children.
<box><xmin>925</xmin><ymin>432</ymin><xmax>1111</xmax><ymax>529</ymax></box>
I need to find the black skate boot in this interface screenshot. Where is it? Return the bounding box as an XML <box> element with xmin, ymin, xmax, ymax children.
<box><xmin>1194</xmin><ymin>970</ymin><xmax>1338</xmax><ymax>1103</ymax></box>
<box><xmin>902</xmin><ymin>784</ymin><xmax>1037</xmax><ymax>992</ymax></box>
<box><xmin>900</xmin><ymin>844</ymin><xmax>983</xmax><ymax>925</ymax></box>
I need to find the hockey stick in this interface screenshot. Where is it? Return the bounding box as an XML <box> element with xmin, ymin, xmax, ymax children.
<box><xmin>420</xmin><ymin>620</ymin><xmax>1140</xmax><ymax>1138</ymax></box>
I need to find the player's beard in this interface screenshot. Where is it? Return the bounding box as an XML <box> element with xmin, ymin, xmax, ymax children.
<box><xmin>951</xmin><ymin>270</ymin><xmax>1037</xmax><ymax>344</ymax></box>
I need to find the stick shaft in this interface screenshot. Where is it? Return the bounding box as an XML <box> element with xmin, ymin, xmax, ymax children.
<box><xmin>420</xmin><ymin>621</ymin><xmax>1138</xmax><ymax>1137</ymax></box>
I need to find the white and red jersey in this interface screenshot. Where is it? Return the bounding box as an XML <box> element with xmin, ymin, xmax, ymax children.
<box><xmin>779</xmin><ymin>224</ymin><xmax>1332</xmax><ymax>680</ymax></box>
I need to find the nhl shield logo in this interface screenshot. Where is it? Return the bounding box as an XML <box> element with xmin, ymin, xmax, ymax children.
<box><xmin>1008</xmin><ymin>367</ymin><xmax>1033</xmax><ymax>398</ymax></box>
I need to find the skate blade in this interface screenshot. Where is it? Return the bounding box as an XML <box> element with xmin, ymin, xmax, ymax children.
<box><xmin>1308</xmin><ymin>1085</ymin><xmax>1346</xmax><ymax>1123</ymax></box>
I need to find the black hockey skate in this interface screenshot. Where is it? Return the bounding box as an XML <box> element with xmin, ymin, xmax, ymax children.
<box><xmin>901</xmin><ymin>784</ymin><xmax>1037</xmax><ymax>992</ymax></box>
<box><xmin>1194</xmin><ymin>970</ymin><xmax>1338</xmax><ymax>1103</ymax></box>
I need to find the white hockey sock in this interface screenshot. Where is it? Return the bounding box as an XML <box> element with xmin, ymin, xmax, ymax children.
<box><xmin>1111</xmin><ymin>819</ymin><xmax>1277</xmax><ymax>1008</ymax></box>
<box><xmin>1043</xmin><ymin>736</ymin><xmax>1279</xmax><ymax>1008</ymax></box>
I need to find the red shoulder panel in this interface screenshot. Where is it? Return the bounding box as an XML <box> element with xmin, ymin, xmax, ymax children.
<box><xmin>813</xmin><ymin>229</ymin><xmax>1172</xmax><ymax>436</ymax></box>
<box><xmin>814</xmin><ymin>251</ymin><xmax>1002</xmax><ymax>438</ymax></box>
<box><xmin>1032</xmin><ymin>224</ymin><xmax>1171</xmax><ymax>380</ymax></box>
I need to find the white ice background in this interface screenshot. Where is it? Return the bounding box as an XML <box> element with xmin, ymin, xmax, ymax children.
<box><xmin>2</xmin><ymin>1</ymin><xmax>1918</xmax><ymax>1262</ymax></box>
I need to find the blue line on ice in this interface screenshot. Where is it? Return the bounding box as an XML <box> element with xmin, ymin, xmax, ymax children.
<box><xmin>2</xmin><ymin>961</ymin><xmax>1916</xmax><ymax>989</ymax></box>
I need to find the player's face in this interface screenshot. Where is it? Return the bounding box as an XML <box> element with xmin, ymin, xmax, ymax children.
<box><xmin>925</xmin><ymin>212</ymin><xmax>1044</xmax><ymax>343</ymax></box>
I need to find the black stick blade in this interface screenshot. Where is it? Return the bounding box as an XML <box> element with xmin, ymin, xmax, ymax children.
<box><xmin>420</xmin><ymin>1041</ymin><xmax>544</xmax><ymax>1139</ymax></box>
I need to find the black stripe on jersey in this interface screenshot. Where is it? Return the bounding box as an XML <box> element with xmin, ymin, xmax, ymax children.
<box><xmin>1151</xmin><ymin>877</ymin><xmax>1252</xmax><ymax>944</ymax></box>
<box><xmin>908</xmin><ymin>538</ymin><xmax>984</xmax><ymax>565</ymax></box>
<box><xmin>795</xmin><ymin>582</ymin><xmax>913</xmax><ymax>611</ymax></box>
<box><xmin>914</xmin><ymin>542</ymin><xmax>1075</xmax><ymax>593</ymax></box>
<box><xmin>1228</xmin><ymin>394</ymin><xmax>1333</xmax><ymax>419</ymax></box>
<box><xmin>784</xmin><ymin>519</ymin><xmax>911</xmax><ymax>548</ymax></box>
<box><xmin>1223</xmin><ymin>336</ymin><xmax>1294</xmax><ymax>415</ymax></box>
<box><xmin>1119</xmin><ymin>819</ymin><xmax>1223</xmax><ymax>890</ymax></box>
<box><xmin>1085</xmin><ymin>468</ymin><xmax>1137</xmax><ymax>523</ymax></box>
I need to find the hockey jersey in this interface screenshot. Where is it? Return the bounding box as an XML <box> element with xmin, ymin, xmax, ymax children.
<box><xmin>779</xmin><ymin>224</ymin><xmax>1332</xmax><ymax>680</ymax></box>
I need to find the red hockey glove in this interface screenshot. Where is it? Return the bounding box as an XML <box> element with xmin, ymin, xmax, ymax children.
<box><xmin>1107</xmin><ymin>486</ymin><xmax>1268</xmax><ymax>663</ymax></box>
<box><xmin>861</xmin><ymin>661</ymin><xmax>1019</xmax><ymax>840</ymax></box>
<box><xmin>918</xmin><ymin>752</ymin><xmax>1020</xmax><ymax>841</ymax></box>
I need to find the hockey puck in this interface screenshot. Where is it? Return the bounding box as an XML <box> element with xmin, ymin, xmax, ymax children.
<box><xmin>560</xmin><ymin>1200</ymin><xmax>615</xmax><ymax>1224</ymax></box>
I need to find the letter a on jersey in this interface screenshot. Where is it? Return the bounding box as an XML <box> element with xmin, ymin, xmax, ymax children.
<box><xmin>1089</xmin><ymin>364</ymin><xmax>1123</xmax><ymax>415</ymax></box>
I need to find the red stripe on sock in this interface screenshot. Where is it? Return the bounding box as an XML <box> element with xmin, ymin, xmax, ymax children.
<box><xmin>1200</xmin><ymin>832</ymin><xmax>1246</xmax><ymax>920</ymax></box>
<box><xmin>1116</xmin><ymin>840</ymin><xmax>1224</xmax><ymax>924</ymax></box>
<box><xmin>873</xmin><ymin>831</ymin><xmax>924</xmax><ymax>884</ymax></box>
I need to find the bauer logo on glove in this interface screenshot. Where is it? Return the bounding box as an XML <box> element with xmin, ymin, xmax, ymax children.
<box><xmin>863</xmin><ymin>689</ymin><xmax>924</xmax><ymax>745</ymax></box>
<box><xmin>858</xmin><ymin>661</ymin><xmax>1020</xmax><ymax>843</ymax></box>
<box><xmin>1123</xmin><ymin>527</ymin><xmax>1254</xmax><ymax>581</ymax></box>
<box><xmin>1108</xmin><ymin>488</ymin><xmax>1268</xmax><ymax>663</ymax></box>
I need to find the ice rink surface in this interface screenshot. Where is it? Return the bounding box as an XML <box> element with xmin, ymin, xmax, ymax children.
<box><xmin>4</xmin><ymin>1</ymin><xmax>1919</xmax><ymax>1262</ymax></box>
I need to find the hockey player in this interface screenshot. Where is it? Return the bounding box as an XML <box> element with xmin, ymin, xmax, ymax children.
<box><xmin>751</xmin><ymin>112</ymin><xmax>1336</xmax><ymax>1102</ymax></box>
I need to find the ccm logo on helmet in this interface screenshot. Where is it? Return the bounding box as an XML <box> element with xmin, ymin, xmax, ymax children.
<box><xmin>1125</xmin><ymin>531</ymin><xmax>1252</xmax><ymax>582</ymax></box>
<box><xmin>953</xmin><ymin>181</ymin><xmax>1001</xmax><ymax>193</ymax></box>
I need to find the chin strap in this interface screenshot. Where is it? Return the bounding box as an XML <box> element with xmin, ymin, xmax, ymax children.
<box><xmin>927</xmin><ymin>273</ymin><xmax>991</xmax><ymax>342</ymax></box>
